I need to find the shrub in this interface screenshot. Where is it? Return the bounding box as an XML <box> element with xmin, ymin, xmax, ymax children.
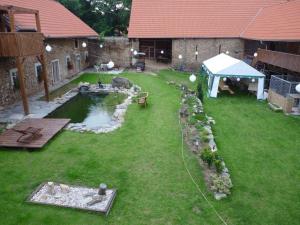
<box><xmin>200</xmin><ymin>129</ymin><xmax>210</xmax><ymax>136</ymax></box>
<box><xmin>193</xmin><ymin>113</ymin><xmax>206</xmax><ymax>121</ymax></box>
<box><xmin>201</xmin><ymin>135</ymin><xmax>210</xmax><ymax>143</ymax></box>
<box><xmin>188</xmin><ymin>116</ymin><xmax>198</xmax><ymax>125</ymax></box>
<box><xmin>197</xmin><ymin>82</ymin><xmax>204</xmax><ymax>102</ymax></box>
<box><xmin>214</xmin><ymin>159</ymin><xmax>224</xmax><ymax>174</ymax></box>
<box><xmin>200</xmin><ymin>149</ymin><xmax>214</xmax><ymax>167</ymax></box>
<box><xmin>211</xmin><ymin>174</ymin><xmax>233</xmax><ymax>195</ymax></box>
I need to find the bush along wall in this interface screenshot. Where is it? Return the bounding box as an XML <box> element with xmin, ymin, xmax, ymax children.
<box><xmin>168</xmin><ymin>80</ymin><xmax>233</xmax><ymax>200</ymax></box>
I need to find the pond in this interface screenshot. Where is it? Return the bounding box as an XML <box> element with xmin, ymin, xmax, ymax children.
<box><xmin>47</xmin><ymin>92</ymin><xmax>127</xmax><ymax>129</ymax></box>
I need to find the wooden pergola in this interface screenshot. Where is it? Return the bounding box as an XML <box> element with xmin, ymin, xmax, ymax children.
<box><xmin>0</xmin><ymin>5</ymin><xmax>49</xmax><ymax>115</ymax></box>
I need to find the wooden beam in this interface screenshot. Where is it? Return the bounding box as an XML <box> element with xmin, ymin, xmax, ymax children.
<box><xmin>0</xmin><ymin>6</ymin><xmax>38</xmax><ymax>14</ymax></box>
<box><xmin>35</xmin><ymin>12</ymin><xmax>41</xmax><ymax>32</ymax></box>
<box><xmin>16</xmin><ymin>57</ymin><xmax>29</xmax><ymax>115</ymax></box>
<box><xmin>40</xmin><ymin>53</ymin><xmax>50</xmax><ymax>102</ymax></box>
<box><xmin>8</xmin><ymin>11</ymin><xmax>15</xmax><ymax>32</ymax></box>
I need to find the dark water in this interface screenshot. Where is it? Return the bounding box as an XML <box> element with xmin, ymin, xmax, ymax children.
<box><xmin>47</xmin><ymin>93</ymin><xmax>126</xmax><ymax>128</ymax></box>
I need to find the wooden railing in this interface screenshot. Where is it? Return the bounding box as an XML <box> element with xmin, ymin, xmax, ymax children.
<box><xmin>0</xmin><ymin>32</ymin><xmax>44</xmax><ymax>57</ymax></box>
<box><xmin>252</xmin><ymin>48</ymin><xmax>300</xmax><ymax>73</ymax></box>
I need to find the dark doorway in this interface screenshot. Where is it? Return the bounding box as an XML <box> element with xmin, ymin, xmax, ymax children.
<box><xmin>139</xmin><ymin>39</ymin><xmax>172</xmax><ymax>63</ymax></box>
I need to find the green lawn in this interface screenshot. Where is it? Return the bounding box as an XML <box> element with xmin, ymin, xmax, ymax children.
<box><xmin>0</xmin><ymin>70</ymin><xmax>299</xmax><ymax>225</ymax></box>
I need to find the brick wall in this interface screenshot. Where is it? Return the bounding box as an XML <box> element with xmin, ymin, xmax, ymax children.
<box><xmin>172</xmin><ymin>38</ymin><xmax>245</xmax><ymax>71</ymax></box>
<box><xmin>89</xmin><ymin>37</ymin><xmax>139</xmax><ymax>68</ymax></box>
<box><xmin>0</xmin><ymin>38</ymin><xmax>90</xmax><ymax>107</ymax></box>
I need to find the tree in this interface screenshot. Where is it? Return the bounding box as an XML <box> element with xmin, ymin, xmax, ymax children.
<box><xmin>59</xmin><ymin>0</ymin><xmax>132</xmax><ymax>36</ymax></box>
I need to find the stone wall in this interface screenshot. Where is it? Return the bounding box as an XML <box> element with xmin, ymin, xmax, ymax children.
<box><xmin>89</xmin><ymin>37</ymin><xmax>138</xmax><ymax>68</ymax></box>
<box><xmin>0</xmin><ymin>38</ymin><xmax>90</xmax><ymax>107</ymax></box>
<box><xmin>172</xmin><ymin>38</ymin><xmax>245</xmax><ymax>71</ymax></box>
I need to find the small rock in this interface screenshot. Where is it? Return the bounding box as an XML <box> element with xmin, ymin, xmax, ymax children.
<box><xmin>214</xmin><ymin>192</ymin><xmax>227</xmax><ymax>200</ymax></box>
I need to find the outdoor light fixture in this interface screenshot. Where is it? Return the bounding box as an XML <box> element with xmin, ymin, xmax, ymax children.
<box><xmin>133</xmin><ymin>50</ymin><xmax>138</xmax><ymax>55</ymax></box>
<box><xmin>161</xmin><ymin>50</ymin><xmax>164</xmax><ymax>54</ymax></box>
<box><xmin>130</xmin><ymin>48</ymin><xmax>134</xmax><ymax>52</ymax></box>
<box><xmin>237</xmin><ymin>78</ymin><xmax>241</xmax><ymax>82</ymax></box>
<box><xmin>189</xmin><ymin>74</ymin><xmax>197</xmax><ymax>83</ymax></box>
<box><xmin>252</xmin><ymin>78</ymin><xmax>256</xmax><ymax>83</ymax></box>
<box><xmin>100</xmin><ymin>44</ymin><xmax>103</xmax><ymax>48</ymax></box>
<box><xmin>296</xmin><ymin>84</ymin><xmax>300</xmax><ymax>93</ymax></box>
<box><xmin>178</xmin><ymin>54</ymin><xmax>183</xmax><ymax>59</ymax></box>
<box><xmin>45</xmin><ymin>44</ymin><xmax>52</xmax><ymax>52</ymax></box>
<box><xmin>254</xmin><ymin>52</ymin><xmax>258</xmax><ymax>57</ymax></box>
<box><xmin>82</xmin><ymin>42</ymin><xmax>87</xmax><ymax>48</ymax></box>
<box><xmin>226</xmin><ymin>51</ymin><xmax>230</xmax><ymax>55</ymax></box>
<box><xmin>223</xmin><ymin>77</ymin><xmax>227</xmax><ymax>81</ymax></box>
<box><xmin>195</xmin><ymin>51</ymin><xmax>199</xmax><ymax>55</ymax></box>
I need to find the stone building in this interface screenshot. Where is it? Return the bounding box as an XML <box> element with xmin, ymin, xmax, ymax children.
<box><xmin>0</xmin><ymin>0</ymin><xmax>98</xmax><ymax>108</ymax></box>
<box><xmin>128</xmin><ymin>0</ymin><xmax>300</xmax><ymax>72</ymax></box>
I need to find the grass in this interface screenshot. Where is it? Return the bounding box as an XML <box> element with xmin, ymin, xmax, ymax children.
<box><xmin>204</xmin><ymin>91</ymin><xmax>300</xmax><ymax>225</ymax></box>
<box><xmin>0</xmin><ymin>70</ymin><xmax>299</xmax><ymax>225</ymax></box>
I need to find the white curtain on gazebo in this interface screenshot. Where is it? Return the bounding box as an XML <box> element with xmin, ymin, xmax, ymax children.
<box><xmin>202</xmin><ymin>53</ymin><xmax>265</xmax><ymax>100</ymax></box>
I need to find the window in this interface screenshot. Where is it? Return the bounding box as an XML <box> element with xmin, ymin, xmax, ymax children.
<box><xmin>9</xmin><ymin>68</ymin><xmax>19</xmax><ymax>90</ymax></box>
<box><xmin>66</xmin><ymin>55</ymin><xmax>73</xmax><ymax>70</ymax></box>
<box><xmin>34</xmin><ymin>63</ymin><xmax>43</xmax><ymax>83</ymax></box>
<box><xmin>84</xmin><ymin>51</ymin><xmax>89</xmax><ymax>63</ymax></box>
<box><xmin>75</xmin><ymin>39</ymin><xmax>79</xmax><ymax>49</ymax></box>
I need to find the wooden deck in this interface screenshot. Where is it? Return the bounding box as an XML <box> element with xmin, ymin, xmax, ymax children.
<box><xmin>0</xmin><ymin>118</ymin><xmax>70</xmax><ymax>149</ymax></box>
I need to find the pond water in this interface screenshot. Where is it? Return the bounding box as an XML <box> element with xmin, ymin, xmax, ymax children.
<box><xmin>47</xmin><ymin>93</ymin><xmax>126</xmax><ymax>129</ymax></box>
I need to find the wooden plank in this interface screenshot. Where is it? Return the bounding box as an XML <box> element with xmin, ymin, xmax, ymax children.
<box><xmin>0</xmin><ymin>33</ymin><xmax>44</xmax><ymax>57</ymax></box>
<box><xmin>0</xmin><ymin>119</ymin><xmax>70</xmax><ymax>149</ymax></box>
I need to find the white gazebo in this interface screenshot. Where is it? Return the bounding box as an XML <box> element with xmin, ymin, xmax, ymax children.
<box><xmin>202</xmin><ymin>53</ymin><xmax>265</xmax><ymax>100</ymax></box>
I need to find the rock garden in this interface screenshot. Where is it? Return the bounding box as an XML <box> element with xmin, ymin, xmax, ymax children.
<box><xmin>167</xmin><ymin>80</ymin><xmax>233</xmax><ymax>200</ymax></box>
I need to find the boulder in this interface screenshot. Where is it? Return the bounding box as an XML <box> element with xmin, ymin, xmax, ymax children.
<box><xmin>112</xmin><ymin>77</ymin><xmax>132</xmax><ymax>89</ymax></box>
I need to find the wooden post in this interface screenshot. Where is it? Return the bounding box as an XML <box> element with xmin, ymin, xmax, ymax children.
<box><xmin>35</xmin><ymin>12</ymin><xmax>41</xmax><ymax>32</ymax></box>
<box><xmin>8</xmin><ymin>11</ymin><xmax>15</xmax><ymax>32</ymax></box>
<box><xmin>16</xmin><ymin>57</ymin><xmax>29</xmax><ymax>115</ymax></box>
<box><xmin>40</xmin><ymin>53</ymin><xmax>50</xmax><ymax>102</ymax></box>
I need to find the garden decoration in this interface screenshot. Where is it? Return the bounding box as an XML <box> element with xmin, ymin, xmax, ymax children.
<box><xmin>28</xmin><ymin>182</ymin><xmax>117</xmax><ymax>215</ymax></box>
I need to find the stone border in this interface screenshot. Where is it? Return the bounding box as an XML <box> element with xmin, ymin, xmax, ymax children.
<box><xmin>64</xmin><ymin>83</ymin><xmax>140</xmax><ymax>133</ymax></box>
<box><xmin>27</xmin><ymin>182</ymin><xmax>117</xmax><ymax>216</ymax></box>
<box><xmin>167</xmin><ymin>81</ymin><xmax>233</xmax><ymax>200</ymax></box>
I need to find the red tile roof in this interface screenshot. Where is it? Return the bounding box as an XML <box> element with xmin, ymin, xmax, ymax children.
<box><xmin>128</xmin><ymin>0</ymin><xmax>291</xmax><ymax>40</ymax></box>
<box><xmin>241</xmin><ymin>0</ymin><xmax>300</xmax><ymax>41</ymax></box>
<box><xmin>0</xmin><ymin>0</ymin><xmax>98</xmax><ymax>38</ymax></box>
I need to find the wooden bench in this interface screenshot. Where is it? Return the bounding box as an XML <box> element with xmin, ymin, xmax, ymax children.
<box><xmin>219</xmin><ymin>80</ymin><xmax>234</xmax><ymax>94</ymax></box>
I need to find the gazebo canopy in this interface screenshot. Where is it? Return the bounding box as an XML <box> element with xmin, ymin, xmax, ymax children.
<box><xmin>202</xmin><ymin>53</ymin><xmax>265</xmax><ymax>100</ymax></box>
<box><xmin>202</xmin><ymin>53</ymin><xmax>265</xmax><ymax>78</ymax></box>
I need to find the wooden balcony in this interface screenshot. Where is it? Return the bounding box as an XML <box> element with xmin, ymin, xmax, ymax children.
<box><xmin>0</xmin><ymin>32</ymin><xmax>44</xmax><ymax>57</ymax></box>
<box><xmin>253</xmin><ymin>48</ymin><xmax>300</xmax><ymax>73</ymax></box>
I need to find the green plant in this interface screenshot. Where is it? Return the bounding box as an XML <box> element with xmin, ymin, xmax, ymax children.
<box><xmin>200</xmin><ymin>148</ymin><xmax>215</xmax><ymax>167</ymax></box>
<box><xmin>197</xmin><ymin>82</ymin><xmax>204</xmax><ymax>102</ymax></box>
<box><xmin>214</xmin><ymin>159</ymin><xmax>224</xmax><ymax>174</ymax></box>
<box><xmin>200</xmin><ymin>129</ymin><xmax>210</xmax><ymax>136</ymax></box>
<box><xmin>211</xmin><ymin>174</ymin><xmax>233</xmax><ymax>195</ymax></box>
<box><xmin>188</xmin><ymin>116</ymin><xmax>198</xmax><ymax>125</ymax></box>
<box><xmin>194</xmin><ymin>113</ymin><xmax>206</xmax><ymax>121</ymax></box>
<box><xmin>201</xmin><ymin>135</ymin><xmax>210</xmax><ymax>143</ymax></box>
